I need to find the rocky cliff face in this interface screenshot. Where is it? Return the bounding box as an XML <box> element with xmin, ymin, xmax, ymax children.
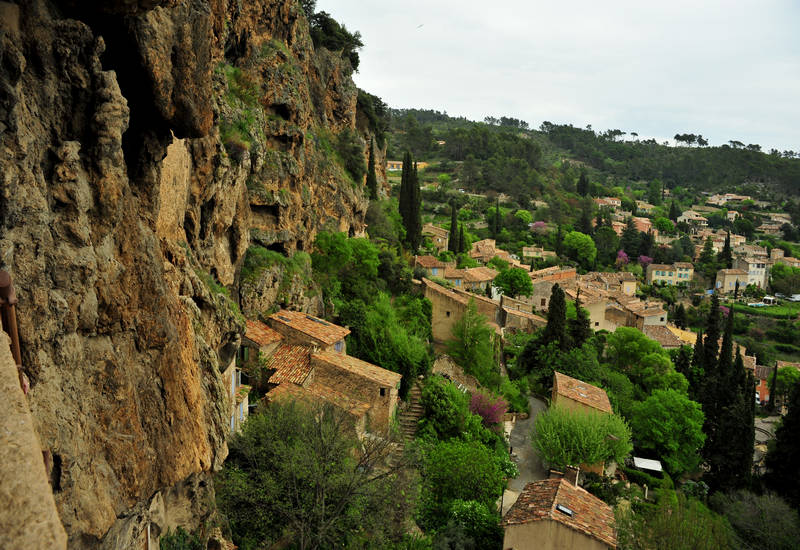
<box><xmin>0</xmin><ymin>0</ymin><xmax>378</xmax><ymax>547</ymax></box>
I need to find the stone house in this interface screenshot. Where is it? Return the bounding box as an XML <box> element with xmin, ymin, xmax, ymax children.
<box><xmin>645</xmin><ymin>262</ymin><xmax>693</xmax><ymax>285</ymax></box>
<box><xmin>635</xmin><ymin>200</ymin><xmax>654</xmax><ymax>215</ymax></box>
<box><xmin>422</xmin><ymin>223</ymin><xmax>449</xmax><ymax>253</ymax></box>
<box><xmin>503</xmin><ymin>478</ymin><xmax>616</xmax><ymax>550</ymax></box>
<box><xmin>715</xmin><ymin>269</ymin><xmax>749</xmax><ymax>294</ymax></box>
<box><xmin>677</xmin><ymin>210</ymin><xmax>708</xmax><ymax>230</ymax></box>
<box><xmin>413</xmin><ymin>255</ymin><xmax>454</xmax><ymax>278</ymax></box>
<box><xmin>629</xmin><ymin>306</ymin><xmax>667</xmax><ymax>330</ymax></box>
<box><xmin>422</xmin><ymin>278</ymin><xmax>501</xmax><ymax>344</ymax></box>
<box><xmin>733</xmin><ymin>257</ymin><xmax>768</xmax><ymax>288</ymax></box>
<box><xmin>267</xmin><ymin>309</ymin><xmax>350</xmax><ymax>353</ymax></box>
<box><xmin>309</xmin><ymin>350</ymin><xmax>402</xmax><ymax>431</ymax></box>
<box><xmin>500</xmin><ymin>294</ymin><xmax>534</xmax><ymax>314</ymax></box>
<box><xmin>222</xmin><ymin>354</ymin><xmax>251</xmax><ymax>434</ymax></box>
<box><xmin>241</xmin><ymin>319</ymin><xmax>283</xmax><ymax>368</ymax></box>
<box><xmin>579</xmin><ymin>271</ymin><xmax>637</xmax><ymax>296</ymax></box>
<box><xmin>502</xmin><ymin>307</ymin><xmax>547</xmax><ymax>333</ymax></box>
<box><xmin>642</xmin><ymin>325</ymin><xmax>684</xmax><ymax>349</ymax></box>
<box><xmin>522</xmin><ymin>246</ymin><xmax>557</xmax><ymax>261</ymax></box>
<box><xmin>462</xmin><ymin>266</ymin><xmax>499</xmax><ymax>292</ymax></box>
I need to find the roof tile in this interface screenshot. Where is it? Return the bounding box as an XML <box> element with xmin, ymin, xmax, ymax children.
<box><xmin>268</xmin><ymin>310</ymin><xmax>350</xmax><ymax>345</ymax></box>
<box><xmin>245</xmin><ymin>319</ymin><xmax>283</xmax><ymax>347</ymax></box>
<box><xmin>554</xmin><ymin>372</ymin><xmax>613</xmax><ymax>414</ymax></box>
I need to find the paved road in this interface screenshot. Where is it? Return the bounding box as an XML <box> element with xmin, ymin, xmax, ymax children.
<box><xmin>502</xmin><ymin>395</ymin><xmax>548</xmax><ymax>514</ymax></box>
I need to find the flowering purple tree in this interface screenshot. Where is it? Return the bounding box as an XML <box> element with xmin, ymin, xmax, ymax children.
<box><xmin>719</xmin><ymin>305</ymin><xmax>730</xmax><ymax>316</ymax></box>
<box><xmin>638</xmin><ymin>255</ymin><xmax>653</xmax><ymax>267</ymax></box>
<box><xmin>616</xmin><ymin>250</ymin><xmax>629</xmax><ymax>266</ymax></box>
<box><xmin>469</xmin><ymin>391</ymin><xmax>508</xmax><ymax>429</ymax></box>
<box><xmin>531</xmin><ymin>221</ymin><xmax>548</xmax><ymax>234</ymax></box>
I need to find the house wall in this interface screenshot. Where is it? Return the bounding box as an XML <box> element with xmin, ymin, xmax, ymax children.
<box><xmin>604</xmin><ymin>308</ymin><xmax>627</xmax><ymax>331</ymax></box>
<box><xmin>503</xmin><ymin>518</ymin><xmax>610</xmax><ymax>550</ymax></box>
<box><xmin>222</xmin><ymin>358</ymin><xmax>248</xmax><ymax>433</ymax></box>
<box><xmin>502</xmin><ymin>294</ymin><xmax>534</xmax><ymax>313</ymax></box>
<box><xmin>453</xmin><ymin>288</ymin><xmax>500</xmax><ymax>324</ymax></box>
<box><xmin>715</xmin><ymin>273</ymin><xmax>749</xmax><ymax>293</ymax></box>
<box><xmin>310</xmin><ymin>358</ymin><xmax>398</xmax><ymax>429</ymax></box>
<box><xmin>584</xmin><ymin>301</ymin><xmax>614</xmax><ymax>332</ymax></box>
<box><xmin>425</xmin><ymin>285</ymin><xmax>468</xmax><ymax>343</ymax></box>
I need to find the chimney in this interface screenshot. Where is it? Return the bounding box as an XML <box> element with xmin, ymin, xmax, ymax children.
<box><xmin>548</xmin><ymin>469</ymin><xmax>564</xmax><ymax>480</ymax></box>
<box><xmin>564</xmin><ymin>465</ymin><xmax>580</xmax><ymax>486</ymax></box>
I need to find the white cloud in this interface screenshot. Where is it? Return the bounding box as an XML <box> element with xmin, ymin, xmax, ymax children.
<box><xmin>316</xmin><ymin>0</ymin><xmax>800</xmax><ymax>151</ymax></box>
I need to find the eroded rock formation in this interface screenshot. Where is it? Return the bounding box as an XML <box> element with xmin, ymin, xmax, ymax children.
<box><xmin>0</xmin><ymin>0</ymin><xmax>379</xmax><ymax>547</ymax></box>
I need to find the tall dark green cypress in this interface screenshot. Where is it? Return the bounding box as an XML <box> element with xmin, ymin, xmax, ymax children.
<box><xmin>719</xmin><ymin>231</ymin><xmax>733</xmax><ymax>268</ymax></box>
<box><xmin>366</xmin><ymin>137</ymin><xmax>378</xmax><ymax>200</ymax></box>
<box><xmin>458</xmin><ymin>224</ymin><xmax>465</xmax><ymax>254</ymax></box>
<box><xmin>542</xmin><ymin>283</ymin><xmax>568</xmax><ymax>350</ymax></box>
<box><xmin>408</xmin><ymin>161</ymin><xmax>422</xmax><ymax>252</ymax></box>
<box><xmin>449</xmin><ymin>202</ymin><xmax>458</xmax><ymax>253</ymax></box>
<box><xmin>578</xmin><ymin>205</ymin><xmax>593</xmax><ymax>236</ymax></box>
<box><xmin>492</xmin><ymin>197</ymin><xmax>501</xmax><ymax>238</ymax></box>
<box><xmin>703</xmin><ymin>293</ymin><xmax>722</xmax><ymax>376</ymax></box>
<box><xmin>568</xmin><ymin>292</ymin><xmax>592</xmax><ymax>347</ymax></box>
<box><xmin>620</xmin><ymin>218</ymin><xmax>640</xmax><ymax>256</ymax></box>
<box><xmin>767</xmin><ymin>365</ymin><xmax>778</xmax><ymax>412</ymax></box>
<box><xmin>669</xmin><ymin>200</ymin><xmax>680</xmax><ymax>221</ymax></box>
<box><xmin>554</xmin><ymin>224</ymin><xmax>564</xmax><ymax>256</ymax></box>
<box><xmin>398</xmin><ymin>150</ymin><xmax>411</xmax><ymax>236</ymax></box>
<box><xmin>576</xmin><ymin>171</ymin><xmax>589</xmax><ymax>196</ymax></box>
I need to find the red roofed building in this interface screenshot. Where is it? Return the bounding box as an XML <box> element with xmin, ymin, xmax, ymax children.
<box><xmin>552</xmin><ymin>372</ymin><xmax>613</xmax><ymax>415</ymax></box>
<box><xmin>268</xmin><ymin>310</ymin><xmax>350</xmax><ymax>352</ymax></box>
<box><xmin>503</xmin><ymin>478</ymin><xmax>617</xmax><ymax>549</ymax></box>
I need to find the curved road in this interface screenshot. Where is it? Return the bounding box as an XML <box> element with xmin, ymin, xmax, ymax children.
<box><xmin>502</xmin><ymin>395</ymin><xmax>548</xmax><ymax>515</ymax></box>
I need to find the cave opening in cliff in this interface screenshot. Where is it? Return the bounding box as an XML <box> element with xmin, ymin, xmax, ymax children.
<box><xmin>266</xmin><ymin>242</ymin><xmax>288</xmax><ymax>256</ymax></box>
<box><xmin>251</xmin><ymin>204</ymin><xmax>280</xmax><ymax>225</ymax></box>
<box><xmin>51</xmin><ymin>453</ymin><xmax>63</xmax><ymax>492</ymax></box>
<box><xmin>61</xmin><ymin>9</ymin><xmax>171</xmax><ymax>184</ymax></box>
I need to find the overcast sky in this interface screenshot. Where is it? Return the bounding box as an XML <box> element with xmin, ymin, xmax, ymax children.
<box><xmin>316</xmin><ymin>0</ymin><xmax>800</xmax><ymax>152</ymax></box>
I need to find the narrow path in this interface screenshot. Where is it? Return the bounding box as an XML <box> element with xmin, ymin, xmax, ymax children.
<box><xmin>502</xmin><ymin>395</ymin><xmax>548</xmax><ymax>515</ymax></box>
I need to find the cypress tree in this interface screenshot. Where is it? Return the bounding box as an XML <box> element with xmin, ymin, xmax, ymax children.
<box><xmin>689</xmin><ymin>327</ymin><xmax>705</xmax><ymax>402</ymax></box>
<box><xmin>719</xmin><ymin>231</ymin><xmax>733</xmax><ymax>269</ymax></box>
<box><xmin>638</xmin><ymin>231</ymin><xmax>654</xmax><ymax>258</ymax></box>
<box><xmin>542</xmin><ymin>283</ymin><xmax>568</xmax><ymax>350</ymax></box>
<box><xmin>449</xmin><ymin>202</ymin><xmax>458</xmax><ymax>253</ymax></box>
<box><xmin>408</xmin><ymin>161</ymin><xmax>422</xmax><ymax>252</ymax></box>
<box><xmin>703</xmin><ymin>293</ymin><xmax>722</xmax><ymax>372</ymax></box>
<box><xmin>568</xmin><ymin>292</ymin><xmax>592</xmax><ymax>347</ymax></box>
<box><xmin>620</xmin><ymin>218</ymin><xmax>640</xmax><ymax>256</ymax></box>
<box><xmin>366</xmin><ymin>137</ymin><xmax>378</xmax><ymax>200</ymax></box>
<box><xmin>492</xmin><ymin>197</ymin><xmax>501</xmax><ymax>238</ymax></box>
<box><xmin>554</xmin><ymin>225</ymin><xmax>564</xmax><ymax>257</ymax></box>
<box><xmin>398</xmin><ymin>150</ymin><xmax>411</xmax><ymax>235</ymax></box>
<box><xmin>767</xmin><ymin>364</ymin><xmax>778</xmax><ymax>412</ymax></box>
<box><xmin>579</xmin><ymin>171</ymin><xmax>588</xmax><ymax>196</ymax></box>
<box><xmin>766</xmin><ymin>379</ymin><xmax>800</xmax><ymax>508</ymax></box>
<box><xmin>578</xmin><ymin>205</ymin><xmax>593</xmax><ymax>236</ymax></box>
<box><xmin>458</xmin><ymin>224</ymin><xmax>465</xmax><ymax>254</ymax></box>
<box><xmin>669</xmin><ymin>200</ymin><xmax>679</xmax><ymax>221</ymax></box>
<box><xmin>674</xmin><ymin>303</ymin><xmax>687</xmax><ymax>330</ymax></box>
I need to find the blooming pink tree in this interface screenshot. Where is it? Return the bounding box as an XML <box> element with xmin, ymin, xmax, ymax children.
<box><xmin>616</xmin><ymin>250</ymin><xmax>629</xmax><ymax>266</ymax></box>
<box><xmin>469</xmin><ymin>391</ymin><xmax>508</xmax><ymax>429</ymax></box>
<box><xmin>638</xmin><ymin>255</ymin><xmax>653</xmax><ymax>267</ymax></box>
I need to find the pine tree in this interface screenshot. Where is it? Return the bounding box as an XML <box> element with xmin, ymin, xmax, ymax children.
<box><xmin>448</xmin><ymin>202</ymin><xmax>459</xmax><ymax>253</ymax></box>
<box><xmin>542</xmin><ymin>283</ymin><xmax>568</xmax><ymax>350</ymax></box>
<box><xmin>568</xmin><ymin>292</ymin><xmax>592</xmax><ymax>347</ymax></box>
<box><xmin>766</xmin><ymin>379</ymin><xmax>800</xmax><ymax>508</ymax></box>
<box><xmin>458</xmin><ymin>224</ymin><xmax>465</xmax><ymax>254</ymax></box>
<box><xmin>580</xmin><ymin>171</ymin><xmax>590</xmax><ymax>196</ymax></box>
<box><xmin>366</xmin><ymin>137</ymin><xmax>378</xmax><ymax>200</ymax></box>
<box><xmin>719</xmin><ymin>231</ymin><xmax>733</xmax><ymax>269</ymax></box>
<box><xmin>669</xmin><ymin>200</ymin><xmax>680</xmax><ymax>221</ymax></box>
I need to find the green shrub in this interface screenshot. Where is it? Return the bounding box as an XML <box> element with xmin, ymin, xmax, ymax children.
<box><xmin>336</xmin><ymin>128</ymin><xmax>366</xmax><ymax>182</ymax></box>
<box><xmin>160</xmin><ymin>528</ymin><xmax>203</xmax><ymax>550</ymax></box>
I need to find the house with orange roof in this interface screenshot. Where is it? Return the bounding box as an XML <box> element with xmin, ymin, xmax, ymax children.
<box><xmin>503</xmin><ymin>478</ymin><xmax>617</xmax><ymax>550</ymax></box>
<box><xmin>267</xmin><ymin>310</ymin><xmax>350</xmax><ymax>353</ymax></box>
<box><xmin>241</xmin><ymin>319</ymin><xmax>284</xmax><ymax>367</ymax></box>
<box><xmin>551</xmin><ymin>372</ymin><xmax>614</xmax><ymax>475</ymax></box>
<box><xmin>413</xmin><ymin>255</ymin><xmax>454</xmax><ymax>278</ymax></box>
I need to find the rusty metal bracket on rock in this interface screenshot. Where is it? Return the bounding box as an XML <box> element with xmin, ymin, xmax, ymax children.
<box><xmin>0</xmin><ymin>270</ymin><xmax>27</xmax><ymax>394</ymax></box>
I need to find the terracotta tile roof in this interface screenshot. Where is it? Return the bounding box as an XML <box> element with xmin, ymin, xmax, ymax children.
<box><xmin>553</xmin><ymin>372</ymin><xmax>613</xmax><ymax>414</ymax></box>
<box><xmin>503</xmin><ymin>307</ymin><xmax>546</xmax><ymax>325</ymax></box>
<box><xmin>503</xmin><ymin>478</ymin><xmax>616</xmax><ymax>548</ymax></box>
<box><xmin>634</xmin><ymin>307</ymin><xmax>667</xmax><ymax>318</ymax></box>
<box><xmin>643</xmin><ymin>325</ymin><xmax>684</xmax><ymax>348</ymax></box>
<box><xmin>453</xmin><ymin>287</ymin><xmax>498</xmax><ymax>306</ymax></box>
<box><xmin>755</xmin><ymin>365</ymin><xmax>773</xmax><ymax>381</ymax></box>
<box><xmin>718</xmin><ymin>268</ymin><xmax>748</xmax><ymax>275</ymax></box>
<box><xmin>648</xmin><ymin>263</ymin><xmax>674</xmax><ymax>271</ymax></box>
<box><xmin>414</xmin><ymin>255</ymin><xmax>446</xmax><ymax>268</ymax></box>
<box><xmin>464</xmin><ymin>266</ymin><xmax>498</xmax><ymax>282</ymax></box>
<box><xmin>443</xmin><ymin>268</ymin><xmax>468</xmax><ymax>280</ymax></box>
<box><xmin>673</xmin><ymin>262</ymin><xmax>693</xmax><ymax>268</ymax></box>
<box><xmin>235</xmin><ymin>384</ymin><xmax>251</xmax><ymax>404</ymax></box>
<box><xmin>667</xmin><ymin>326</ymin><xmax>699</xmax><ymax>345</ymax></box>
<box><xmin>245</xmin><ymin>319</ymin><xmax>283</xmax><ymax>347</ymax></box>
<box><xmin>266</xmin><ymin>344</ymin><xmax>312</xmax><ymax>385</ymax></box>
<box><xmin>777</xmin><ymin>360</ymin><xmax>800</xmax><ymax>370</ymax></box>
<box><xmin>267</xmin><ymin>382</ymin><xmax>371</xmax><ymax>417</ymax></box>
<box><xmin>268</xmin><ymin>310</ymin><xmax>350</xmax><ymax>345</ymax></box>
<box><xmin>312</xmin><ymin>350</ymin><xmax>403</xmax><ymax>388</ymax></box>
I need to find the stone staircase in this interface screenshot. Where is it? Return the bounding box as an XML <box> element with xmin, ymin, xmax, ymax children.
<box><xmin>397</xmin><ymin>381</ymin><xmax>424</xmax><ymax>440</ymax></box>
